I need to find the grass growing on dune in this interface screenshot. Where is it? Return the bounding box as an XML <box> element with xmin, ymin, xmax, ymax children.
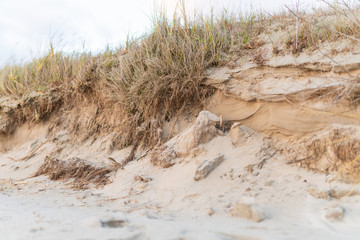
<box><xmin>1</xmin><ymin>1</ymin><xmax>360</xmax><ymax>148</ymax></box>
<box><xmin>0</xmin><ymin>4</ymin><xmax>266</xmax><ymax>147</ymax></box>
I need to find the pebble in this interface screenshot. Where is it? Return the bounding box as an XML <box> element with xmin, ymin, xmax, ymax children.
<box><xmin>208</xmin><ymin>208</ymin><xmax>215</xmax><ymax>216</ymax></box>
<box><xmin>325</xmin><ymin>206</ymin><xmax>344</xmax><ymax>222</ymax></box>
<box><xmin>229</xmin><ymin>202</ymin><xmax>265</xmax><ymax>222</ymax></box>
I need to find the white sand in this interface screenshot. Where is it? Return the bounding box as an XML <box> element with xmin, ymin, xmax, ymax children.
<box><xmin>1</xmin><ymin>125</ymin><xmax>360</xmax><ymax>239</ymax></box>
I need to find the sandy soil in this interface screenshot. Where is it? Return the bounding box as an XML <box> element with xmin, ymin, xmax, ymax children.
<box><xmin>1</xmin><ymin>124</ymin><xmax>360</xmax><ymax>240</ymax></box>
<box><xmin>2</xmin><ymin>45</ymin><xmax>360</xmax><ymax>239</ymax></box>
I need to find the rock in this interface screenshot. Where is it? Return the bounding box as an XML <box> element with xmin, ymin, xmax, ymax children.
<box><xmin>229</xmin><ymin>123</ymin><xmax>256</xmax><ymax>147</ymax></box>
<box><xmin>179</xmin><ymin>110</ymin><xmax>220</xmax><ymax>149</ymax></box>
<box><xmin>82</xmin><ymin>191</ymin><xmax>93</xmax><ymax>199</ymax></box>
<box><xmin>264</xmin><ymin>180</ymin><xmax>274</xmax><ymax>186</ymax></box>
<box><xmin>100</xmin><ymin>219</ymin><xmax>127</xmax><ymax>228</ymax></box>
<box><xmin>229</xmin><ymin>203</ymin><xmax>265</xmax><ymax>222</ymax></box>
<box><xmin>225</xmin><ymin>203</ymin><xmax>232</xmax><ymax>208</ymax></box>
<box><xmin>325</xmin><ymin>206</ymin><xmax>344</xmax><ymax>222</ymax></box>
<box><xmin>151</xmin><ymin>110</ymin><xmax>220</xmax><ymax>168</ymax></box>
<box><xmin>208</xmin><ymin>208</ymin><xmax>215</xmax><ymax>216</ymax></box>
<box><xmin>197</xmin><ymin>110</ymin><xmax>221</xmax><ymax>123</ymax></box>
<box><xmin>194</xmin><ymin>154</ymin><xmax>225</xmax><ymax>181</ymax></box>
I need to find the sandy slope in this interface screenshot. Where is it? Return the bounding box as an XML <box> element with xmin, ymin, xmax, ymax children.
<box><xmin>1</xmin><ymin>123</ymin><xmax>360</xmax><ymax>240</ymax></box>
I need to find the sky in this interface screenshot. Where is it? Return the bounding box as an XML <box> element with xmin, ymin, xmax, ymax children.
<box><xmin>0</xmin><ymin>0</ymin><xmax>327</xmax><ymax>66</ymax></box>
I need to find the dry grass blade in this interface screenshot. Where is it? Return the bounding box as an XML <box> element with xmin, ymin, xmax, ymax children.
<box><xmin>34</xmin><ymin>157</ymin><xmax>113</xmax><ymax>189</ymax></box>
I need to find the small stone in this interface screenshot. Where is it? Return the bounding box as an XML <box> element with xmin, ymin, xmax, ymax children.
<box><xmin>325</xmin><ymin>206</ymin><xmax>344</xmax><ymax>222</ymax></box>
<box><xmin>208</xmin><ymin>208</ymin><xmax>215</xmax><ymax>216</ymax></box>
<box><xmin>264</xmin><ymin>180</ymin><xmax>274</xmax><ymax>186</ymax></box>
<box><xmin>82</xmin><ymin>191</ymin><xmax>93</xmax><ymax>199</ymax></box>
<box><xmin>229</xmin><ymin>123</ymin><xmax>256</xmax><ymax>147</ymax></box>
<box><xmin>194</xmin><ymin>155</ymin><xmax>225</xmax><ymax>181</ymax></box>
<box><xmin>229</xmin><ymin>203</ymin><xmax>265</xmax><ymax>222</ymax></box>
<box><xmin>225</xmin><ymin>203</ymin><xmax>232</xmax><ymax>208</ymax></box>
<box><xmin>100</xmin><ymin>219</ymin><xmax>127</xmax><ymax>228</ymax></box>
<box><xmin>197</xmin><ymin>110</ymin><xmax>220</xmax><ymax>123</ymax></box>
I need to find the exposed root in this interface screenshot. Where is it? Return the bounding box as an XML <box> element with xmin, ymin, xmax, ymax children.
<box><xmin>34</xmin><ymin>156</ymin><xmax>113</xmax><ymax>189</ymax></box>
<box><xmin>122</xmin><ymin>142</ymin><xmax>139</xmax><ymax>166</ymax></box>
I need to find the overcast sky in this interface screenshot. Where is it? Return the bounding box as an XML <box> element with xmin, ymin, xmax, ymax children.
<box><xmin>0</xmin><ymin>0</ymin><xmax>326</xmax><ymax>66</ymax></box>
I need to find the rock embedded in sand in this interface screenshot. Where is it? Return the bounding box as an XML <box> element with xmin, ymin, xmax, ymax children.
<box><xmin>325</xmin><ymin>206</ymin><xmax>344</xmax><ymax>222</ymax></box>
<box><xmin>194</xmin><ymin>154</ymin><xmax>225</xmax><ymax>181</ymax></box>
<box><xmin>229</xmin><ymin>123</ymin><xmax>256</xmax><ymax>147</ymax></box>
<box><xmin>100</xmin><ymin>219</ymin><xmax>127</xmax><ymax>228</ymax></box>
<box><xmin>208</xmin><ymin>208</ymin><xmax>215</xmax><ymax>216</ymax></box>
<box><xmin>229</xmin><ymin>203</ymin><xmax>265</xmax><ymax>222</ymax></box>
<box><xmin>264</xmin><ymin>180</ymin><xmax>274</xmax><ymax>186</ymax></box>
<box><xmin>151</xmin><ymin>110</ymin><xmax>221</xmax><ymax>168</ymax></box>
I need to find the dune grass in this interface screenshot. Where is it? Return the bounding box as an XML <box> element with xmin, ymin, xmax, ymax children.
<box><xmin>1</xmin><ymin>1</ymin><xmax>360</xmax><ymax>148</ymax></box>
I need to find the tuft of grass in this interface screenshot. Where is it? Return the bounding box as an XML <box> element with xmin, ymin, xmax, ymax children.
<box><xmin>1</xmin><ymin>5</ymin><xmax>266</xmax><ymax>148</ymax></box>
<box><xmin>0</xmin><ymin>42</ymin><xmax>93</xmax><ymax>96</ymax></box>
<box><xmin>34</xmin><ymin>156</ymin><xmax>113</xmax><ymax>189</ymax></box>
<box><xmin>284</xmin><ymin>1</ymin><xmax>360</xmax><ymax>53</ymax></box>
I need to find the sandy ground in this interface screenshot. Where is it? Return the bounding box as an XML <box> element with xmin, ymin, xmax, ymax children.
<box><xmin>1</xmin><ymin>177</ymin><xmax>359</xmax><ymax>240</ymax></box>
<box><xmin>1</xmin><ymin>126</ymin><xmax>360</xmax><ymax>240</ymax></box>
